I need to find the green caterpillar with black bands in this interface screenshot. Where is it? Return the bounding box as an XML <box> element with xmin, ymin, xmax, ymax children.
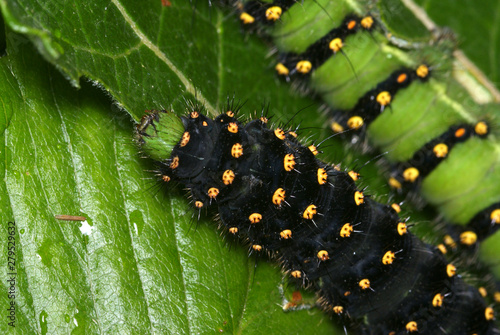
<box><xmin>233</xmin><ymin>0</ymin><xmax>500</xmax><ymax>253</ymax></box>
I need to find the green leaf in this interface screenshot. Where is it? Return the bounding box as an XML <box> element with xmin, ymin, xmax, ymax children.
<box><xmin>0</xmin><ymin>0</ymin><xmax>498</xmax><ymax>334</ymax></box>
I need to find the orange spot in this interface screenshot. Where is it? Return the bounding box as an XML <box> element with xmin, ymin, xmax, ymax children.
<box><xmin>272</xmin><ymin>188</ymin><xmax>286</xmax><ymax>206</ymax></box>
<box><xmin>317</xmin><ymin>250</ymin><xmax>329</xmax><ymax>261</ymax></box>
<box><xmin>284</xmin><ymin>154</ymin><xmax>296</xmax><ymax>171</ymax></box>
<box><xmin>303</xmin><ymin>204</ymin><xmax>317</xmax><ymax>219</ymax></box>
<box><xmin>231</xmin><ymin>143</ymin><xmax>243</xmax><ymax>158</ymax></box>
<box><xmin>347</xmin><ymin>20</ymin><xmax>357</xmax><ymax>30</ymax></box>
<box><xmin>170</xmin><ymin>156</ymin><xmax>179</xmax><ymax>169</ymax></box>
<box><xmin>406</xmin><ymin>321</ymin><xmax>418</xmax><ymax>332</ymax></box>
<box><xmin>329</xmin><ymin>38</ymin><xmax>343</xmax><ymax>52</ymax></box>
<box><xmin>249</xmin><ymin>213</ymin><xmax>262</xmax><ymax>224</ymax></box>
<box><xmin>446</xmin><ymin>264</ymin><xmax>457</xmax><ymax>277</ymax></box>
<box><xmin>376</xmin><ymin>91</ymin><xmax>391</xmax><ymax>106</ymax></box>
<box><xmin>195</xmin><ymin>201</ymin><xmax>203</xmax><ymax>208</ymax></box>
<box><xmin>222</xmin><ymin>170</ymin><xmax>235</xmax><ymax>185</ymax></box>
<box><xmin>240</xmin><ymin>12</ymin><xmax>255</xmax><ymax>24</ymax></box>
<box><xmin>180</xmin><ymin>132</ymin><xmax>191</xmax><ymax>147</ymax></box>
<box><xmin>280</xmin><ymin>229</ymin><xmax>292</xmax><ymax>239</ymax></box>
<box><xmin>296</xmin><ymin>60</ymin><xmax>312</xmax><ymax>74</ymax></box>
<box><xmin>416</xmin><ymin>64</ymin><xmax>429</xmax><ymax>78</ymax></box>
<box><xmin>275</xmin><ymin>63</ymin><xmax>289</xmax><ymax>76</ymax></box>
<box><xmin>397</xmin><ymin>222</ymin><xmax>407</xmax><ymax>236</ymax></box>
<box><xmin>340</xmin><ymin>223</ymin><xmax>353</xmax><ymax>238</ymax></box>
<box><xmin>455</xmin><ymin>127</ymin><xmax>466</xmax><ymax>138</ymax></box>
<box><xmin>359</xmin><ymin>279</ymin><xmax>370</xmax><ymax>289</ymax></box>
<box><xmin>354</xmin><ymin>191</ymin><xmax>364</xmax><ymax>206</ymax></box>
<box><xmin>227</xmin><ymin>122</ymin><xmax>238</xmax><ymax>134</ymax></box>
<box><xmin>208</xmin><ymin>187</ymin><xmax>219</xmax><ymax>199</ymax></box>
<box><xmin>382</xmin><ymin>251</ymin><xmax>396</xmax><ymax>265</ymax></box>
<box><xmin>228</xmin><ymin>227</ymin><xmax>238</xmax><ymax>235</ymax></box>
<box><xmin>432</xmin><ymin>293</ymin><xmax>443</xmax><ymax>307</ymax></box>
<box><xmin>397</xmin><ymin>73</ymin><xmax>407</xmax><ymax>83</ymax></box>
<box><xmin>265</xmin><ymin>6</ymin><xmax>282</xmax><ymax>21</ymax></box>
<box><xmin>274</xmin><ymin>128</ymin><xmax>285</xmax><ymax>140</ymax></box>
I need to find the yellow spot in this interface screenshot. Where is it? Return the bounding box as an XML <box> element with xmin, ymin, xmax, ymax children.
<box><xmin>317</xmin><ymin>168</ymin><xmax>328</xmax><ymax>185</ymax></box>
<box><xmin>303</xmin><ymin>204</ymin><xmax>317</xmax><ymax>219</ymax></box>
<box><xmin>284</xmin><ymin>154</ymin><xmax>296</xmax><ymax>171</ymax></box>
<box><xmin>180</xmin><ymin>132</ymin><xmax>190</xmax><ymax>147</ymax></box>
<box><xmin>222</xmin><ymin>169</ymin><xmax>235</xmax><ymax>185</ymax></box>
<box><xmin>347</xmin><ymin>116</ymin><xmax>364</xmax><ymax>129</ymax></box>
<box><xmin>308</xmin><ymin>145</ymin><xmax>318</xmax><ymax>155</ymax></box>
<box><xmin>162</xmin><ymin>175</ymin><xmax>171</xmax><ymax>182</ymax></box>
<box><xmin>460</xmin><ymin>231</ymin><xmax>477</xmax><ymax>246</ymax></box>
<box><xmin>331</xmin><ymin>122</ymin><xmax>344</xmax><ymax>133</ymax></box>
<box><xmin>265</xmin><ymin>6</ymin><xmax>282</xmax><ymax>21</ymax></box>
<box><xmin>391</xmin><ymin>203</ymin><xmax>401</xmax><ymax>213</ymax></box>
<box><xmin>274</xmin><ymin>128</ymin><xmax>285</xmax><ymax>140</ymax></box>
<box><xmin>195</xmin><ymin>201</ymin><xmax>203</xmax><ymax>208</ymax></box>
<box><xmin>290</xmin><ymin>270</ymin><xmax>301</xmax><ymax>278</ymax></box>
<box><xmin>359</xmin><ymin>279</ymin><xmax>370</xmax><ymax>289</ymax></box>
<box><xmin>432</xmin><ymin>293</ymin><xmax>443</xmax><ymax>307</ymax></box>
<box><xmin>275</xmin><ymin>63</ymin><xmax>289</xmax><ymax>76</ymax></box>
<box><xmin>228</xmin><ymin>227</ymin><xmax>238</xmax><ymax>235</ymax></box>
<box><xmin>170</xmin><ymin>156</ymin><xmax>179</xmax><ymax>169</ymax></box>
<box><xmin>354</xmin><ymin>191</ymin><xmax>364</xmax><ymax>206</ymax></box>
<box><xmin>348</xmin><ymin>171</ymin><xmax>359</xmax><ymax>181</ymax></box>
<box><xmin>333</xmin><ymin>306</ymin><xmax>344</xmax><ymax>314</ymax></box>
<box><xmin>382</xmin><ymin>251</ymin><xmax>396</xmax><ymax>265</ymax></box>
<box><xmin>416</xmin><ymin>64</ymin><xmax>429</xmax><ymax>78</ymax></box>
<box><xmin>288</xmin><ymin>131</ymin><xmax>297</xmax><ymax>138</ymax></box>
<box><xmin>446</xmin><ymin>264</ymin><xmax>457</xmax><ymax>277</ymax></box>
<box><xmin>347</xmin><ymin>20</ymin><xmax>357</xmax><ymax>30</ymax></box>
<box><xmin>208</xmin><ymin>187</ymin><xmax>219</xmax><ymax>199</ymax></box>
<box><xmin>485</xmin><ymin>307</ymin><xmax>495</xmax><ymax>321</ymax></box>
<box><xmin>403</xmin><ymin>167</ymin><xmax>419</xmax><ymax>182</ymax></box>
<box><xmin>317</xmin><ymin>250</ymin><xmax>329</xmax><ymax>261</ymax></box>
<box><xmin>249</xmin><ymin>213</ymin><xmax>262</xmax><ymax>224</ymax></box>
<box><xmin>329</xmin><ymin>38</ymin><xmax>343</xmax><ymax>53</ymax></box>
<box><xmin>226</xmin><ymin>111</ymin><xmax>234</xmax><ymax>117</ymax></box>
<box><xmin>455</xmin><ymin>127</ymin><xmax>466</xmax><ymax>138</ymax></box>
<box><xmin>388</xmin><ymin>177</ymin><xmax>402</xmax><ymax>189</ymax></box>
<box><xmin>340</xmin><ymin>223</ymin><xmax>353</xmax><ymax>238</ymax></box>
<box><xmin>231</xmin><ymin>143</ymin><xmax>243</xmax><ymax>158</ymax></box>
<box><xmin>202</xmin><ymin>121</ymin><xmax>208</xmax><ymax>127</ymax></box>
<box><xmin>252</xmin><ymin>244</ymin><xmax>263</xmax><ymax>251</ymax></box>
<box><xmin>494</xmin><ymin>291</ymin><xmax>500</xmax><ymax>303</ymax></box>
<box><xmin>437</xmin><ymin>244</ymin><xmax>447</xmax><ymax>254</ymax></box>
<box><xmin>296</xmin><ymin>60</ymin><xmax>312</xmax><ymax>74</ymax></box>
<box><xmin>227</xmin><ymin>122</ymin><xmax>238</xmax><ymax>134</ymax></box>
<box><xmin>479</xmin><ymin>287</ymin><xmax>488</xmax><ymax>298</ymax></box>
<box><xmin>475</xmin><ymin>121</ymin><xmax>488</xmax><ymax>135</ymax></box>
<box><xmin>397</xmin><ymin>73</ymin><xmax>407</xmax><ymax>83</ymax></box>
<box><xmin>433</xmin><ymin>143</ymin><xmax>448</xmax><ymax>158</ymax></box>
<box><xmin>397</xmin><ymin>222</ymin><xmax>407</xmax><ymax>236</ymax></box>
<box><xmin>272</xmin><ymin>188</ymin><xmax>286</xmax><ymax>206</ymax></box>
<box><xmin>361</xmin><ymin>16</ymin><xmax>374</xmax><ymax>29</ymax></box>
<box><xmin>239</xmin><ymin>12</ymin><xmax>255</xmax><ymax>24</ymax></box>
<box><xmin>280</xmin><ymin>229</ymin><xmax>292</xmax><ymax>239</ymax></box>
<box><xmin>376</xmin><ymin>91</ymin><xmax>391</xmax><ymax>106</ymax></box>
<box><xmin>190</xmin><ymin>111</ymin><xmax>199</xmax><ymax>118</ymax></box>
<box><xmin>491</xmin><ymin>209</ymin><xmax>500</xmax><ymax>223</ymax></box>
<box><xmin>406</xmin><ymin>321</ymin><xmax>418</xmax><ymax>332</ymax></box>
<box><xmin>260</xmin><ymin>116</ymin><xmax>268</xmax><ymax>124</ymax></box>
<box><xmin>443</xmin><ymin>235</ymin><xmax>457</xmax><ymax>248</ymax></box>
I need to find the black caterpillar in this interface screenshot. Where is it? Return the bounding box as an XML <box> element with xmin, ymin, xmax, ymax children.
<box><xmin>230</xmin><ymin>0</ymin><xmax>500</xmax><ymax>250</ymax></box>
<box><xmin>136</xmin><ymin>106</ymin><xmax>497</xmax><ymax>335</ymax></box>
